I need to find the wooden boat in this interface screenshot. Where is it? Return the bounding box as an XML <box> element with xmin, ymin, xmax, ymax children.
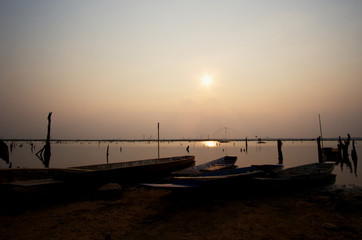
<box><xmin>174</xmin><ymin>164</ymin><xmax>283</xmax><ymax>182</ymax></box>
<box><xmin>171</xmin><ymin>155</ymin><xmax>237</xmax><ymax>176</ymax></box>
<box><xmin>254</xmin><ymin>162</ymin><xmax>336</xmax><ymax>185</ymax></box>
<box><xmin>60</xmin><ymin>155</ymin><xmax>196</xmax><ymax>184</ymax></box>
<box><xmin>322</xmin><ymin>147</ymin><xmax>341</xmax><ymax>162</ymax></box>
<box><xmin>1</xmin><ymin>156</ymin><xmax>196</xmax><ymax>187</ymax></box>
<box><xmin>143</xmin><ymin>163</ymin><xmax>283</xmax><ymax>189</ymax></box>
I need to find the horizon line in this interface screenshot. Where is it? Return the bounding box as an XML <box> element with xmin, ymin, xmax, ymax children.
<box><xmin>2</xmin><ymin>137</ymin><xmax>361</xmax><ymax>142</ymax></box>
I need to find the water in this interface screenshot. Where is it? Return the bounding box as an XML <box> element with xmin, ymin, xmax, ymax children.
<box><xmin>1</xmin><ymin>140</ymin><xmax>360</xmax><ymax>187</ymax></box>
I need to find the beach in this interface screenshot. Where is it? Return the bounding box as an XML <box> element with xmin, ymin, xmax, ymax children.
<box><xmin>1</xmin><ymin>184</ymin><xmax>361</xmax><ymax>240</ymax></box>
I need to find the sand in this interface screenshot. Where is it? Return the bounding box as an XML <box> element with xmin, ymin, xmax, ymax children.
<box><xmin>1</xmin><ymin>184</ymin><xmax>362</xmax><ymax>240</ymax></box>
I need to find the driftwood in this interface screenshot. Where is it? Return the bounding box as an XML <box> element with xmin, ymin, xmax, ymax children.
<box><xmin>338</xmin><ymin>134</ymin><xmax>353</xmax><ymax>173</ymax></box>
<box><xmin>36</xmin><ymin>112</ymin><xmax>52</xmax><ymax>168</ymax></box>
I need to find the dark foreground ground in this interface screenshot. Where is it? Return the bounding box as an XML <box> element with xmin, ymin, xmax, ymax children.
<box><xmin>0</xmin><ymin>182</ymin><xmax>362</xmax><ymax>240</ymax></box>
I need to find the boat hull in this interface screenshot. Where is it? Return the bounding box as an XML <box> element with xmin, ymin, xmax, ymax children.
<box><xmin>171</xmin><ymin>164</ymin><xmax>283</xmax><ymax>188</ymax></box>
<box><xmin>172</xmin><ymin>155</ymin><xmax>237</xmax><ymax>176</ymax></box>
<box><xmin>254</xmin><ymin>162</ymin><xmax>336</xmax><ymax>187</ymax></box>
<box><xmin>61</xmin><ymin>155</ymin><xmax>196</xmax><ymax>184</ymax></box>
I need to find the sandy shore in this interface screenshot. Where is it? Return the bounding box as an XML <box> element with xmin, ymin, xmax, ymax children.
<box><xmin>1</xmin><ymin>184</ymin><xmax>362</xmax><ymax>240</ymax></box>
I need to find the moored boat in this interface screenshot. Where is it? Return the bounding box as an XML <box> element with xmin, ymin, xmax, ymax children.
<box><xmin>171</xmin><ymin>155</ymin><xmax>237</xmax><ymax>176</ymax></box>
<box><xmin>61</xmin><ymin>155</ymin><xmax>196</xmax><ymax>184</ymax></box>
<box><xmin>1</xmin><ymin>155</ymin><xmax>195</xmax><ymax>186</ymax></box>
<box><xmin>174</xmin><ymin>164</ymin><xmax>283</xmax><ymax>183</ymax></box>
<box><xmin>143</xmin><ymin>163</ymin><xmax>283</xmax><ymax>189</ymax></box>
<box><xmin>254</xmin><ymin>162</ymin><xmax>336</xmax><ymax>185</ymax></box>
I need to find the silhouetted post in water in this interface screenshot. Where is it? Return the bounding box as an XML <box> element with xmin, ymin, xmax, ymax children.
<box><xmin>338</xmin><ymin>134</ymin><xmax>352</xmax><ymax>172</ymax></box>
<box><xmin>106</xmin><ymin>145</ymin><xmax>109</xmax><ymax>164</ymax></box>
<box><xmin>0</xmin><ymin>140</ymin><xmax>10</xmax><ymax>165</ymax></box>
<box><xmin>36</xmin><ymin>112</ymin><xmax>52</xmax><ymax>168</ymax></box>
<box><xmin>351</xmin><ymin>140</ymin><xmax>358</xmax><ymax>176</ymax></box>
<box><xmin>319</xmin><ymin>114</ymin><xmax>324</xmax><ymax>148</ymax></box>
<box><xmin>157</xmin><ymin>122</ymin><xmax>160</xmax><ymax>159</ymax></box>
<box><xmin>317</xmin><ymin>136</ymin><xmax>323</xmax><ymax>163</ymax></box>
<box><xmin>277</xmin><ymin>139</ymin><xmax>283</xmax><ymax>164</ymax></box>
<box><xmin>245</xmin><ymin>137</ymin><xmax>248</xmax><ymax>152</ymax></box>
<box><xmin>339</xmin><ymin>134</ymin><xmax>351</xmax><ymax>159</ymax></box>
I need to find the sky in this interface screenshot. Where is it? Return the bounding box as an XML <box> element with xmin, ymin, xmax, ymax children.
<box><xmin>1</xmin><ymin>0</ymin><xmax>362</xmax><ymax>140</ymax></box>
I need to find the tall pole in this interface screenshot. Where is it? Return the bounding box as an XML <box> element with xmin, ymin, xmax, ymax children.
<box><xmin>319</xmin><ymin>114</ymin><xmax>324</xmax><ymax>148</ymax></box>
<box><xmin>158</xmin><ymin>122</ymin><xmax>160</xmax><ymax>159</ymax></box>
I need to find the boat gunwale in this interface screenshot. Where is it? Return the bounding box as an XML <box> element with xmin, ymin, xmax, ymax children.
<box><xmin>67</xmin><ymin>155</ymin><xmax>195</xmax><ymax>171</ymax></box>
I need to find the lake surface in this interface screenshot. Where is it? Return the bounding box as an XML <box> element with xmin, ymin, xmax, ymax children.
<box><xmin>1</xmin><ymin>140</ymin><xmax>360</xmax><ymax>187</ymax></box>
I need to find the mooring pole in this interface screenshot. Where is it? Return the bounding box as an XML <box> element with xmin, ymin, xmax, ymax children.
<box><xmin>277</xmin><ymin>139</ymin><xmax>283</xmax><ymax>164</ymax></box>
<box><xmin>317</xmin><ymin>136</ymin><xmax>323</xmax><ymax>163</ymax></box>
<box><xmin>319</xmin><ymin>114</ymin><xmax>324</xmax><ymax>148</ymax></box>
<box><xmin>157</xmin><ymin>122</ymin><xmax>160</xmax><ymax>159</ymax></box>
<box><xmin>106</xmin><ymin>145</ymin><xmax>109</xmax><ymax>164</ymax></box>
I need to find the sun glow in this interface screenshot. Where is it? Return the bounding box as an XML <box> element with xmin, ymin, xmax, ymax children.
<box><xmin>203</xmin><ymin>141</ymin><xmax>218</xmax><ymax>147</ymax></box>
<box><xmin>201</xmin><ymin>74</ymin><xmax>213</xmax><ymax>87</ymax></box>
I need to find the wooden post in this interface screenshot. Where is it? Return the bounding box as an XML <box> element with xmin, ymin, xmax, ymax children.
<box><xmin>319</xmin><ymin>114</ymin><xmax>324</xmax><ymax>148</ymax></box>
<box><xmin>44</xmin><ymin>112</ymin><xmax>52</xmax><ymax>166</ymax></box>
<box><xmin>351</xmin><ymin>140</ymin><xmax>358</xmax><ymax>176</ymax></box>
<box><xmin>317</xmin><ymin>136</ymin><xmax>323</xmax><ymax>163</ymax></box>
<box><xmin>245</xmin><ymin>137</ymin><xmax>248</xmax><ymax>152</ymax></box>
<box><xmin>0</xmin><ymin>140</ymin><xmax>9</xmax><ymax>164</ymax></box>
<box><xmin>36</xmin><ymin>112</ymin><xmax>52</xmax><ymax>168</ymax></box>
<box><xmin>157</xmin><ymin>122</ymin><xmax>160</xmax><ymax>159</ymax></box>
<box><xmin>277</xmin><ymin>139</ymin><xmax>283</xmax><ymax>164</ymax></box>
<box><xmin>106</xmin><ymin>145</ymin><xmax>109</xmax><ymax>164</ymax></box>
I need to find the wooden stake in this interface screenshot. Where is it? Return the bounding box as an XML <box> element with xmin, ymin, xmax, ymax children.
<box><xmin>277</xmin><ymin>139</ymin><xmax>283</xmax><ymax>164</ymax></box>
<box><xmin>319</xmin><ymin>114</ymin><xmax>323</xmax><ymax>148</ymax></box>
<box><xmin>36</xmin><ymin>112</ymin><xmax>52</xmax><ymax>168</ymax></box>
<box><xmin>157</xmin><ymin>122</ymin><xmax>160</xmax><ymax>159</ymax></box>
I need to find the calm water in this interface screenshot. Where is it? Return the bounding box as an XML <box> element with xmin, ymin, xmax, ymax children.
<box><xmin>1</xmin><ymin>140</ymin><xmax>360</xmax><ymax>187</ymax></box>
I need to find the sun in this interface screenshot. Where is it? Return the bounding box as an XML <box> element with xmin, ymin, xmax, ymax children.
<box><xmin>201</xmin><ymin>74</ymin><xmax>213</xmax><ymax>87</ymax></box>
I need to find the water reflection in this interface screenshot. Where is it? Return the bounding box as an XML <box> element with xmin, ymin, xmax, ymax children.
<box><xmin>203</xmin><ymin>141</ymin><xmax>218</xmax><ymax>147</ymax></box>
<box><xmin>1</xmin><ymin>139</ymin><xmax>361</xmax><ymax>186</ymax></box>
<box><xmin>322</xmin><ymin>135</ymin><xmax>359</xmax><ymax>178</ymax></box>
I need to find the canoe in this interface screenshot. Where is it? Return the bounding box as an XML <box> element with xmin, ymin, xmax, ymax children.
<box><xmin>174</xmin><ymin>164</ymin><xmax>283</xmax><ymax>182</ymax></box>
<box><xmin>171</xmin><ymin>155</ymin><xmax>237</xmax><ymax>176</ymax></box>
<box><xmin>143</xmin><ymin>163</ymin><xmax>283</xmax><ymax>189</ymax></box>
<box><xmin>61</xmin><ymin>155</ymin><xmax>196</xmax><ymax>184</ymax></box>
<box><xmin>254</xmin><ymin>162</ymin><xmax>336</xmax><ymax>184</ymax></box>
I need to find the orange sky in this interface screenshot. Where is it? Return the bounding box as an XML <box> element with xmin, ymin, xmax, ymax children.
<box><xmin>1</xmin><ymin>1</ymin><xmax>362</xmax><ymax>139</ymax></box>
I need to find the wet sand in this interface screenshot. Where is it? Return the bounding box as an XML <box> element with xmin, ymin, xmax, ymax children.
<box><xmin>1</xmin><ymin>184</ymin><xmax>362</xmax><ymax>240</ymax></box>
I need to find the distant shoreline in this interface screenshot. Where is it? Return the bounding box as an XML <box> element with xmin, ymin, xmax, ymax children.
<box><xmin>2</xmin><ymin>137</ymin><xmax>361</xmax><ymax>142</ymax></box>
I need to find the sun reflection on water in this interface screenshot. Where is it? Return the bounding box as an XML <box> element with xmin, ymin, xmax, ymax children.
<box><xmin>202</xmin><ymin>141</ymin><xmax>218</xmax><ymax>147</ymax></box>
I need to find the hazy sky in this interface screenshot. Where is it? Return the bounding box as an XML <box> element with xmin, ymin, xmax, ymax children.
<box><xmin>1</xmin><ymin>0</ymin><xmax>362</xmax><ymax>139</ymax></box>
